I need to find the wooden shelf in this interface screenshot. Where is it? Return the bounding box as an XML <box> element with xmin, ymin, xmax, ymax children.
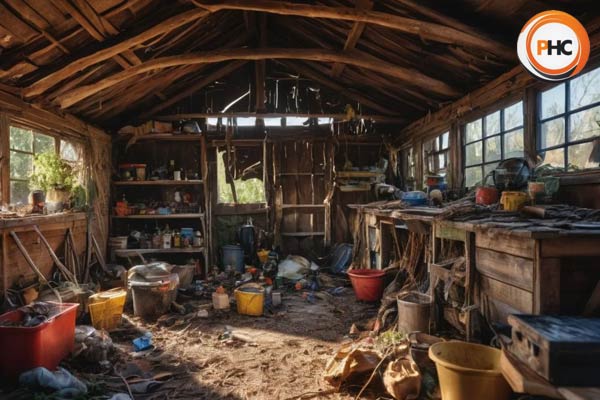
<box><xmin>281</xmin><ymin>232</ymin><xmax>325</xmax><ymax>237</ymax></box>
<box><xmin>278</xmin><ymin>172</ymin><xmax>325</xmax><ymax>176</ymax></box>
<box><xmin>113</xmin><ymin>180</ymin><xmax>203</xmax><ymax>186</ymax></box>
<box><xmin>337</xmin><ymin>171</ymin><xmax>384</xmax><ymax>178</ymax></box>
<box><xmin>338</xmin><ymin>185</ymin><xmax>371</xmax><ymax>192</ymax></box>
<box><xmin>121</xmin><ymin>133</ymin><xmax>203</xmax><ymax>142</ymax></box>
<box><xmin>112</xmin><ymin>213</ymin><xmax>204</xmax><ymax>219</ymax></box>
<box><xmin>281</xmin><ymin>204</ymin><xmax>325</xmax><ymax>209</ymax></box>
<box><xmin>114</xmin><ymin>247</ymin><xmax>204</xmax><ymax>256</ymax></box>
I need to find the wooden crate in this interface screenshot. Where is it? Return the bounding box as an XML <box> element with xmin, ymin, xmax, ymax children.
<box><xmin>508</xmin><ymin>315</ymin><xmax>600</xmax><ymax>386</ymax></box>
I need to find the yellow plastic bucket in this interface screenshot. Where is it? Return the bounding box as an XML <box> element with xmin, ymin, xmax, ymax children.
<box><xmin>257</xmin><ymin>249</ymin><xmax>270</xmax><ymax>264</ymax></box>
<box><xmin>429</xmin><ymin>341</ymin><xmax>511</xmax><ymax>400</ymax></box>
<box><xmin>500</xmin><ymin>191</ymin><xmax>528</xmax><ymax>211</ymax></box>
<box><xmin>234</xmin><ymin>284</ymin><xmax>264</xmax><ymax>316</ymax></box>
<box><xmin>88</xmin><ymin>288</ymin><xmax>127</xmax><ymax>331</ymax></box>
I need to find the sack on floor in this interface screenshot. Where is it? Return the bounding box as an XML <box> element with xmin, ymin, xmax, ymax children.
<box><xmin>383</xmin><ymin>356</ymin><xmax>421</xmax><ymax>400</ymax></box>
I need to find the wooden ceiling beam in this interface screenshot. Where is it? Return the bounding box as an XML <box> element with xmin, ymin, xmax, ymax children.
<box><xmin>154</xmin><ymin>112</ymin><xmax>406</xmax><ymax>124</ymax></box>
<box><xmin>278</xmin><ymin>60</ymin><xmax>402</xmax><ymax>117</ymax></box>
<box><xmin>139</xmin><ymin>60</ymin><xmax>249</xmax><ymax>119</ymax></box>
<box><xmin>330</xmin><ymin>0</ymin><xmax>372</xmax><ymax>78</ymax></box>
<box><xmin>56</xmin><ymin>47</ymin><xmax>459</xmax><ymax>108</ymax></box>
<box><xmin>192</xmin><ymin>0</ymin><xmax>515</xmax><ymax>60</ymax></box>
<box><xmin>23</xmin><ymin>8</ymin><xmax>209</xmax><ymax>98</ymax></box>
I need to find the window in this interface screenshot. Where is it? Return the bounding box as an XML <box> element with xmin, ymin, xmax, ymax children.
<box><xmin>463</xmin><ymin>101</ymin><xmax>525</xmax><ymax>187</ymax></box>
<box><xmin>8</xmin><ymin>125</ymin><xmax>81</xmax><ymax>204</ymax></box>
<box><xmin>538</xmin><ymin>66</ymin><xmax>600</xmax><ymax>171</ymax></box>
<box><xmin>424</xmin><ymin>131</ymin><xmax>450</xmax><ymax>177</ymax></box>
<box><xmin>9</xmin><ymin>126</ymin><xmax>56</xmax><ymax>204</ymax></box>
<box><xmin>217</xmin><ymin>148</ymin><xmax>265</xmax><ymax>204</ymax></box>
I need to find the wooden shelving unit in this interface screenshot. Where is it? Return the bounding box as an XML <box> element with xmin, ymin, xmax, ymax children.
<box><xmin>111</xmin><ymin>133</ymin><xmax>210</xmax><ymax>272</ymax></box>
<box><xmin>336</xmin><ymin>170</ymin><xmax>385</xmax><ymax>178</ymax></box>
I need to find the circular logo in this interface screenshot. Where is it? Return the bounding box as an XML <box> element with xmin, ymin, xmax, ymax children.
<box><xmin>517</xmin><ymin>11</ymin><xmax>590</xmax><ymax>81</ymax></box>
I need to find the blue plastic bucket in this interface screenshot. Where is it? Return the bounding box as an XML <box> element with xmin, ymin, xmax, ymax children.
<box><xmin>222</xmin><ymin>245</ymin><xmax>244</xmax><ymax>273</ymax></box>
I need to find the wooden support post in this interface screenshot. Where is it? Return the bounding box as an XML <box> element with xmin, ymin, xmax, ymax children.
<box><xmin>0</xmin><ymin>113</ymin><xmax>9</xmax><ymax>205</ymax></box>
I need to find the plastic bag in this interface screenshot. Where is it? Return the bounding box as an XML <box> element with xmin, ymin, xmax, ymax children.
<box><xmin>19</xmin><ymin>367</ymin><xmax>87</xmax><ymax>397</ymax></box>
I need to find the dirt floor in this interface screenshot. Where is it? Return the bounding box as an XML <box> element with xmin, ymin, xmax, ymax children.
<box><xmin>104</xmin><ymin>290</ymin><xmax>376</xmax><ymax>400</ymax></box>
<box><xmin>0</xmin><ymin>286</ymin><xmax>378</xmax><ymax>400</ymax></box>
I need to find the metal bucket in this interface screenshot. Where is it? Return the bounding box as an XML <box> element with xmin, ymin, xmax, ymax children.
<box><xmin>129</xmin><ymin>274</ymin><xmax>179</xmax><ymax>320</ymax></box>
<box><xmin>222</xmin><ymin>245</ymin><xmax>244</xmax><ymax>273</ymax></box>
<box><xmin>397</xmin><ymin>291</ymin><xmax>432</xmax><ymax>334</ymax></box>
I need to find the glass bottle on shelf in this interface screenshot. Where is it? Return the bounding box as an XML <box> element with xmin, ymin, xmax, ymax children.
<box><xmin>168</xmin><ymin>160</ymin><xmax>176</xmax><ymax>180</ymax></box>
<box><xmin>173</xmin><ymin>230</ymin><xmax>181</xmax><ymax>248</ymax></box>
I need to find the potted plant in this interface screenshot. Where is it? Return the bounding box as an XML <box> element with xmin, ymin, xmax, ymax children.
<box><xmin>30</xmin><ymin>152</ymin><xmax>77</xmax><ymax>212</ymax></box>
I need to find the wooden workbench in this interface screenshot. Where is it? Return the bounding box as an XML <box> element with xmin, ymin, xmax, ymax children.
<box><xmin>434</xmin><ymin>219</ymin><xmax>600</xmax><ymax>324</ymax></box>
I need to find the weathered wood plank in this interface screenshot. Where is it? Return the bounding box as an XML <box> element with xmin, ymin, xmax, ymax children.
<box><xmin>479</xmin><ymin>275</ymin><xmax>533</xmax><ymax>315</ymax></box>
<box><xmin>476</xmin><ymin>247</ymin><xmax>534</xmax><ymax>291</ymax></box>
<box><xmin>476</xmin><ymin>230</ymin><xmax>535</xmax><ymax>259</ymax></box>
<box><xmin>541</xmin><ymin>238</ymin><xmax>600</xmax><ymax>258</ymax></box>
<box><xmin>534</xmin><ymin>256</ymin><xmax>561</xmax><ymax>314</ymax></box>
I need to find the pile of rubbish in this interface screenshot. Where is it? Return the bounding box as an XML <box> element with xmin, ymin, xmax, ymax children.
<box><xmin>0</xmin><ymin>302</ymin><xmax>61</xmax><ymax>327</ymax></box>
<box><xmin>324</xmin><ymin>330</ymin><xmax>442</xmax><ymax>400</ymax></box>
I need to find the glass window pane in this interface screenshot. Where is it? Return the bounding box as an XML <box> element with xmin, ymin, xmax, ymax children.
<box><xmin>10</xmin><ymin>181</ymin><xmax>30</xmax><ymax>205</ymax></box>
<box><xmin>465</xmin><ymin>119</ymin><xmax>482</xmax><ymax>143</ymax></box>
<box><xmin>569</xmin><ymin>105</ymin><xmax>600</xmax><ymax>142</ymax></box>
<box><xmin>465</xmin><ymin>166</ymin><xmax>483</xmax><ymax>188</ymax></box>
<box><xmin>438</xmin><ymin>153</ymin><xmax>446</xmax><ymax>170</ymax></box>
<box><xmin>504</xmin><ymin>102</ymin><xmax>524</xmax><ymax>130</ymax></box>
<box><xmin>504</xmin><ymin>129</ymin><xmax>524</xmax><ymax>158</ymax></box>
<box><xmin>540</xmin><ymin>118</ymin><xmax>565</xmax><ymax>149</ymax></box>
<box><xmin>569</xmin><ymin>67</ymin><xmax>600</xmax><ymax>111</ymax></box>
<box><xmin>441</xmin><ymin>132</ymin><xmax>449</xmax><ymax>149</ymax></box>
<box><xmin>540</xmin><ymin>148</ymin><xmax>565</xmax><ymax>168</ymax></box>
<box><xmin>540</xmin><ymin>84</ymin><xmax>565</xmax><ymax>119</ymax></box>
<box><xmin>485</xmin><ymin>111</ymin><xmax>501</xmax><ymax>137</ymax></box>
<box><xmin>34</xmin><ymin>133</ymin><xmax>55</xmax><ymax>154</ymax></box>
<box><xmin>484</xmin><ymin>136</ymin><xmax>501</xmax><ymax>162</ymax></box>
<box><xmin>9</xmin><ymin>126</ymin><xmax>33</xmax><ymax>152</ymax></box>
<box><xmin>465</xmin><ymin>141</ymin><xmax>482</xmax><ymax>166</ymax></box>
<box><xmin>483</xmin><ymin>162</ymin><xmax>500</xmax><ymax>182</ymax></box>
<box><xmin>9</xmin><ymin>151</ymin><xmax>33</xmax><ymax>179</ymax></box>
<box><xmin>60</xmin><ymin>140</ymin><xmax>79</xmax><ymax>162</ymax></box>
<box><xmin>568</xmin><ymin>142</ymin><xmax>600</xmax><ymax>170</ymax></box>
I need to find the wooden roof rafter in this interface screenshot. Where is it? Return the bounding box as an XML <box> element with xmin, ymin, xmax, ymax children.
<box><xmin>192</xmin><ymin>0</ymin><xmax>516</xmax><ymax>60</ymax></box>
<box><xmin>22</xmin><ymin>8</ymin><xmax>210</xmax><ymax>99</ymax></box>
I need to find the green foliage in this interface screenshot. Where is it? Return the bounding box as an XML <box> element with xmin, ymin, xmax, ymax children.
<box><xmin>30</xmin><ymin>152</ymin><xmax>77</xmax><ymax>193</ymax></box>
<box><xmin>217</xmin><ymin>150</ymin><xmax>265</xmax><ymax>204</ymax></box>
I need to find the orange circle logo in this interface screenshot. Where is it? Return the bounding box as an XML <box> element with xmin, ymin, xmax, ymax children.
<box><xmin>517</xmin><ymin>11</ymin><xmax>590</xmax><ymax>81</ymax></box>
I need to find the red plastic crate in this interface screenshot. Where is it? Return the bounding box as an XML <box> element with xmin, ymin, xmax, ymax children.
<box><xmin>0</xmin><ymin>302</ymin><xmax>78</xmax><ymax>381</ymax></box>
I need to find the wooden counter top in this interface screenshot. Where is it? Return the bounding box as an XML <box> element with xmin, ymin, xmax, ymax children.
<box><xmin>0</xmin><ymin>212</ymin><xmax>86</xmax><ymax>230</ymax></box>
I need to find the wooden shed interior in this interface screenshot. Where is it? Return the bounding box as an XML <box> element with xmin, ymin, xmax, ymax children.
<box><xmin>1</xmin><ymin>1</ymin><xmax>600</xmax><ymax>399</ymax></box>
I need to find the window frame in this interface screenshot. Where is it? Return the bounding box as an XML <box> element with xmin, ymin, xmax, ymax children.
<box><xmin>215</xmin><ymin>145</ymin><xmax>267</xmax><ymax>205</ymax></box>
<box><xmin>537</xmin><ymin>67</ymin><xmax>600</xmax><ymax>171</ymax></box>
<box><xmin>424</xmin><ymin>131</ymin><xmax>450</xmax><ymax>177</ymax></box>
<box><xmin>462</xmin><ymin>101</ymin><xmax>525</xmax><ymax>187</ymax></box>
<box><xmin>8</xmin><ymin>122</ymin><xmax>79</xmax><ymax>204</ymax></box>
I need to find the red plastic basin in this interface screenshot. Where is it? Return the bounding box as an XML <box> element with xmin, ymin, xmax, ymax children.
<box><xmin>0</xmin><ymin>302</ymin><xmax>78</xmax><ymax>380</ymax></box>
<box><xmin>348</xmin><ymin>269</ymin><xmax>385</xmax><ymax>302</ymax></box>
